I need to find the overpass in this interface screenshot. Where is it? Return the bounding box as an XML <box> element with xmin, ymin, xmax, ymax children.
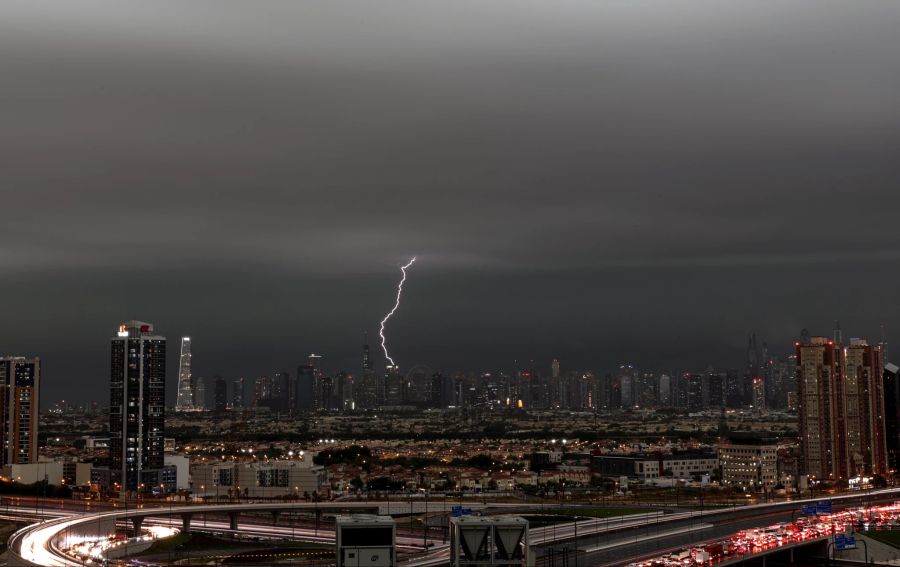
<box><xmin>8</xmin><ymin>488</ymin><xmax>900</xmax><ymax>566</ymax></box>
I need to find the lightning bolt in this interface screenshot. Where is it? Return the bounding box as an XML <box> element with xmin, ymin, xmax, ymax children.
<box><xmin>379</xmin><ymin>256</ymin><xmax>416</xmax><ymax>367</ymax></box>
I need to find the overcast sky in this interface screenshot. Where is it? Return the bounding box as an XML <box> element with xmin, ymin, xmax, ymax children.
<box><xmin>2</xmin><ymin>1</ymin><xmax>899</xmax><ymax>404</ymax></box>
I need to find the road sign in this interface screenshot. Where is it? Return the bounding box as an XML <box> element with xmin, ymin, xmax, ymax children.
<box><xmin>816</xmin><ymin>500</ymin><xmax>832</xmax><ymax>514</ymax></box>
<box><xmin>801</xmin><ymin>504</ymin><xmax>817</xmax><ymax>516</ymax></box>
<box><xmin>835</xmin><ymin>534</ymin><xmax>846</xmax><ymax>549</ymax></box>
<box><xmin>451</xmin><ymin>505</ymin><xmax>473</xmax><ymax>517</ymax></box>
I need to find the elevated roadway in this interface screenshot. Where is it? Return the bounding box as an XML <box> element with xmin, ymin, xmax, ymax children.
<box><xmin>7</xmin><ymin>488</ymin><xmax>900</xmax><ymax>566</ymax></box>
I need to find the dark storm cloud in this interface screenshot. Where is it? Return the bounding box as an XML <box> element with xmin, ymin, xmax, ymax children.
<box><xmin>1</xmin><ymin>1</ymin><xmax>900</xmax><ymax>402</ymax></box>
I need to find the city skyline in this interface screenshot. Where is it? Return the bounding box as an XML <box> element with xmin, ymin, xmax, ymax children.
<box><xmin>16</xmin><ymin>320</ymin><xmax>897</xmax><ymax>406</ymax></box>
<box><xmin>3</xmin><ymin>1</ymin><xmax>900</xmax><ymax>402</ymax></box>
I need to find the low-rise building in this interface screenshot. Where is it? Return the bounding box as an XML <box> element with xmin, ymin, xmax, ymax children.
<box><xmin>193</xmin><ymin>458</ymin><xmax>327</xmax><ymax>498</ymax></box>
<box><xmin>718</xmin><ymin>436</ymin><xmax>778</xmax><ymax>489</ymax></box>
<box><xmin>593</xmin><ymin>450</ymin><xmax>717</xmax><ymax>481</ymax></box>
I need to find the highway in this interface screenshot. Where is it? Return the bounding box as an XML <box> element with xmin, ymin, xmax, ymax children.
<box><xmin>5</xmin><ymin>488</ymin><xmax>900</xmax><ymax>566</ymax></box>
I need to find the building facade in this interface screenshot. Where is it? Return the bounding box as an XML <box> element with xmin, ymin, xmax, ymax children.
<box><xmin>175</xmin><ymin>336</ymin><xmax>193</xmax><ymax>410</ymax></box>
<box><xmin>718</xmin><ymin>438</ymin><xmax>778</xmax><ymax>488</ymax></box>
<box><xmin>797</xmin><ymin>335</ymin><xmax>888</xmax><ymax>481</ymax></box>
<box><xmin>0</xmin><ymin>357</ymin><xmax>40</xmax><ymax>465</ymax></box>
<box><xmin>193</xmin><ymin>458</ymin><xmax>327</xmax><ymax>498</ymax></box>
<box><xmin>109</xmin><ymin>320</ymin><xmax>166</xmax><ymax>492</ymax></box>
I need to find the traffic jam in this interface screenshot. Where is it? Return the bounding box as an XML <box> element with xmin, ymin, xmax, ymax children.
<box><xmin>627</xmin><ymin>501</ymin><xmax>900</xmax><ymax>566</ymax></box>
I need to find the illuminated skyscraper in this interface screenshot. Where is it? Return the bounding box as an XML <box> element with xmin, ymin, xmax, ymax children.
<box><xmin>797</xmin><ymin>336</ymin><xmax>844</xmax><ymax>480</ymax></box>
<box><xmin>658</xmin><ymin>373</ymin><xmax>672</xmax><ymax>407</ymax></box>
<box><xmin>232</xmin><ymin>377</ymin><xmax>244</xmax><ymax>408</ymax></box>
<box><xmin>175</xmin><ymin>336</ymin><xmax>193</xmax><ymax>410</ymax></box>
<box><xmin>752</xmin><ymin>377</ymin><xmax>766</xmax><ymax>410</ymax></box>
<box><xmin>0</xmin><ymin>357</ymin><xmax>40</xmax><ymax>465</ymax></box>
<box><xmin>384</xmin><ymin>365</ymin><xmax>403</xmax><ymax>406</ymax></box>
<box><xmin>362</xmin><ymin>332</ymin><xmax>373</xmax><ymax>372</ymax></box>
<box><xmin>109</xmin><ymin>320</ymin><xmax>165</xmax><ymax>492</ymax></box>
<box><xmin>844</xmin><ymin>338</ymin><xmax>887</xmax><ymax>476</ymax></box>
<box><xmin>796</xmin><ymin>335</ymin><xmax>887</xmax><ymax>480</ymax></box>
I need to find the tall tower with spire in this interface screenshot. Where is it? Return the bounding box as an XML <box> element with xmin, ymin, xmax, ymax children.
<box><xmin>175</xmin><ymin>337</ymin><xmax>193</xmax><ymax>410</ymax></box>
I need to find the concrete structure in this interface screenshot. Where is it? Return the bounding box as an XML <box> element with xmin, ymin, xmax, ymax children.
<box><xmin>336</xmin><ymin>514</ymin><xmax>395</xmax><ymax>567</ymax></box>
<box><xmin>450</xmin><ymin>516</ymin><xmax>531</xmax><ymax>567</ymax></box>
<box><xmin>660</xmin><ymin>451</ymin><xmax>718</xmax><ymax>479</ymax></box>
<box><xmin>0</xmin><ymin>356</ymin><xmax>40</xmax><ymax>465</ymax></box>
<box><xmin>192</xmin><ymin>458</ymin><xmax>327</xmax><ymax>498</ymax></box>
<box><xmin>718</xmin><ymin>437</ymin><xmax>777</xmax><ymax>488</ymax></box>
<box><xmin>2</xmin><ymin>461</ymin><xmax>63</xmax><ymax>485</ymax></box>
<box><xmin>592</xmin><ymin>451</ymin><xmax>716</xmax><ymax>481</ymax></box>
<box><xmin>109</xmin><ymin>321</ymin><xmax>166</xmax><ymax>492</ymax></box>
<box><xmin>164</xmin><ymin>453</ymin><xmax>190</xmax><ymax>491</ymax></box>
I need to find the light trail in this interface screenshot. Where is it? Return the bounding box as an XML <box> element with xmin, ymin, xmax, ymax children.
<box><xmin>379</xmin><ymin>256</ymin><xmax>416</xmax><ymax>367</ymax></box>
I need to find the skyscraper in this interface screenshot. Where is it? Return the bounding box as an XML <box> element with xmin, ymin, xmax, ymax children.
<box><xmin>109</xmin><ymin>321</ymin><xmax>166</xmax><ymax>492</ymax></box>
<box><xmin>0</xmin><ymin>357</ymin><xmax>40</xmax><ymax>465</ymax></box>
<box><xmin>175</xmin><ymin>336</ymin><xmax>193</xmax><ymax>410</ymax></box>
<box><xmin>213</xmin><ymin>376</ymin><xmax>227</xmax><ymax>414</ymax></box>
<box><xmin>797</xmin><ymin>336</ymin><xmax>844</xmax><ymax>480</ymax></box>
<box><xmin>752</xmin><ymin>377</ymin><xmax>766</xmax><ymax>411</ymax></box>
<box><xmin>384</xmin><ymin>365</ymin><xmax>403</xmax><ymax>406</ymax></box>
<box><xmin>658</xmin><ymin>373</ymin><xmax>672</xmax><ymax>407</ymax></box>
<box><xmin>295</xmin><ymin>364</ymin><xmax>315</xmax><ymax>411</ymax></box>
<box><xmin>232</xmin><ymin>377</ymin><xmax>244</xmax><ymax>409</ymax></box>
<box><xmin>797</xmin><ymin>334</ymin><xmax>888</xmax><ymax>480</ymax></box>
<box><xmin>844</xmin><ymin>338</ymin><xmax>887</xmax><ymax>476</ymax></box>
<box><xmin>883</xmin><ymin>362</ymin><xmax>900</xmax><ymax>474</ymax></box>
<box><xmin>362</xmin><ymin>332</ymin><xmax>372</xmax><ymax>372</ymax></box>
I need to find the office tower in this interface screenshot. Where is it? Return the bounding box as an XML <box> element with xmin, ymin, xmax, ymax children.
<box><xmin>254</xmin><ymin>375</ymin><xmax>271</xmax><ymax>406</ymax></box>
<box><xmin>550</xmin><ymin>359</ymin><xmax>561</xmax><ymax>407</ymax></box>
<box><xmin>635</xmin><ymin>372</ymin><xmax>657</xmax><ymax>408</ymax></box>
<box><xmin>295</xmin><ymin>364</ymin><xmax>315</xmax><ymax>411</ymax></box>
<box><xmin>0</xmin><ymin>357</ymin><xmax>40</xmax><ymax>465</ymax></box>
<box><xmin>578</xmin><ymin>372</ymin><xmax>595</xmax><ymax>409</ymax></box>
<box><xmin>752</xmin><ymin>377</ymin><xmax>766</xmax><ymax>410</ymax></box>
<box><xmin>405</xmin><ymin>366</ymin><xmax>430</xmax><ymax>404</ymax></box>
<box><xmin>272</xmin><ymin>371</ymin><xmax>290</xmax><ymax>412</ymax></box>
<box><xmin>844</xmin><ymin>338</ymin><xmax>887</xmax><ymax>476</ymax></box>
<box><xmin>883</xmin><ymin>363</ymin><xmax>900</xmax><ymax>474</ymax></box>
<box><xmin>618</xmin><ymin>365</ymin><xmax>635</xmax><ymax>408</ymax></box>
<box><xmin>175</xmin><ymin>337</ymin><xmax>193</xmax><ymax>410</ymax></box>
<box><xmin>681</xmin><ymin>373</ymin><xmax>703</xmax><ymax>411</ymax></box>
<box><xmin>515</xmin><ymin>370</ymin><xmax>531</xmax><ymax>407</ymax></box>
<box><xmin>362</xmin><ymin>332</ymin><xmax>372</xmax><ymax>371</ymax></box>
<box><xmin>338</xmin><ymin>371</ymin><xmax>354</xmax><ymax>411</ymax></box>
<box><xmin>746</xmin><ymin>333</ymin><xmax>762</xmax><ymax>407</ymax></box>
<box><xmin>213</xmin><ymin>376</ymin><xmax>227</xmax><ymax>414</ymax></box>
<box><xmin>232</xmin><ymin>377</ymin><xmax>244</xmax><ymax>409</ymax></box>
<box><xmin>318</xmin><ymin>374</ymin><xmax>335</xmax><ymax>410</ymax></box>
<box><xmin>725</xmin><ymin>368</ymin><xmax>742</xmax><ymax>408</ymax></box>
<box><xmin>384</xmin><ymin>365</ymin><xmax>403</xmax><ymax>406</ymax></box>
<box><xmin>194</xmin><ymin>376</ymin><xmax>206</xmax><ymax>410</ymax></box>
<box><xmin>109</xmin><ymin>321</ymin><xmax>165</xmax><ymax>492</ymax></box>
<box><xmin>704</xmin><ymin>370</ymin><xmax>725</xmax><ymax>410</ymax></box>
<box><xmin>658</xmin><ymin>373</ymin><xmax>672</xmax><ymax>407</ymax></box>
